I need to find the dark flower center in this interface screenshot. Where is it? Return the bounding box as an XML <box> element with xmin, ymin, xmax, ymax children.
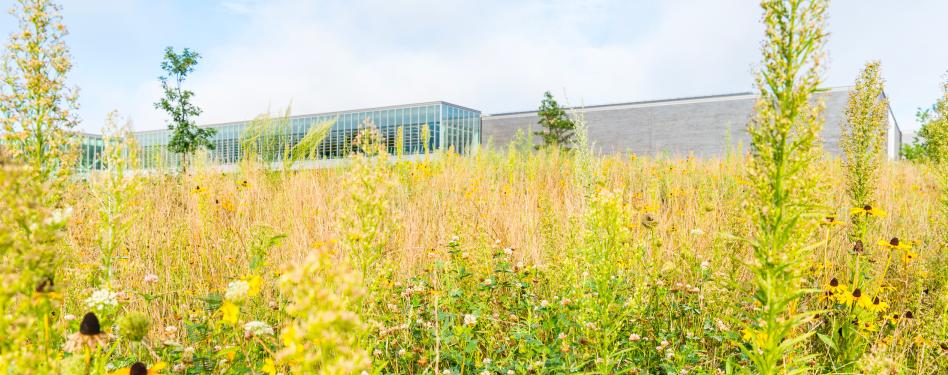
<box><xmin>79</xmin><ymin>312</ymin><xmax>101</xmax><ymax>335</ymax></box>
<box><xmin>905</xmin><ymin>311</ymin><xmax>914</xmax><ymax>319</ymax></box>
<box><xmin>35</xmin><ymin>277</ymin><xmax>54</xmax><ymax>293</ymax></box>
<box><xmin>890</xmin><ymin>237</ymin><xmax>900</xmax><ymax>246</ymax></box>
<box><xmin>864</xmin><ymin>204</ymin><xmax>872</xmax><ymax>211</ymax></box>
<box><xmin>852</xmin><ymin>288</ymin><xmax>862</xmax><ymax>298</ymax></box>
<box><xmin>873</xmin><ymin>297</ymin><xmax>880</xmax><ymax>305</ymax></box>
<box><xmin>853</xmin><ymin>240</ymin><xmax>864</xmax><ymax>253</ymax></box>
<box><xmin>130</xmin><ymin>362</ymin><xmax>147</xmax><ymax>375</ymax></box>
<box><xmin>829</xmin><ymin>278</ymin><xmax>839</xmax><ymax>287</ymax></box>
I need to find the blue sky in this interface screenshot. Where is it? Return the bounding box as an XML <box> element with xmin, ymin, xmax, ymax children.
<box><xmin>1</xmin><ymin>0</ymin><xmax>946</xmax><ymax>135</ymax></box>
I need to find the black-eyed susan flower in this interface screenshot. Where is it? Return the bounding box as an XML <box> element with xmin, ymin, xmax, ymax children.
<box><xmin>641</xmin><ymin>213</ymin><xmax>658</xmax><ymax>229</ymax></box>
<box><xmin>851</xmin><ymin>240</ymin><xmax>864</xmax><ymax>254</ymax></box>
<box><xmin>850</xmin><ymin>204</ymin><xmax>886</xmax><ymax>217</ymax></box>
<box><xmin>63</xmin><ymin>312</ymin><xmax>107</xmax><ymax>353</ymax></box>
<box><xmin>821</xmin><ymin>215</ymin><xmax>845</xmax><ymax>227</ymax></box>
<box><xmin>826</xmin><ymin>277</ymin><xmax>847</xmax><ymax>296</ymax></box>
<box><xmin>867</xmin><ymin>296</ymin><xmax>889</xmax><ymax>313</ymax></box>
<box><xmin>888</xmin><ymin>313</ymin><xmax>901</xmax><ymax>325</ymax></box>
<box><xmin>239</xmin><ymin>179</ymin><xmax>249</xmax><ymax>188</ymax></box>
<box><xmin>902</xmin><ymin>250</ymin><xmax>918</xmax><ymax>263</ymax></box>
<box><xmin>111</xmin><ymin>361</ymin><xmax>166</xmax><ymax>375</ymax></box>
<box><xmin>192</xmin><ymin>185</ymin><xmax>204</xmax><ymax>194</ymax></box>
<box><xmin>878</xmin><ymin>237</ymin><xmax>911</xmax><ymax>250</ymax></box>
<box><xmin>839</xmin><ymin>288</ymin><xmax>870</xmax><ymax>307</ymax></box>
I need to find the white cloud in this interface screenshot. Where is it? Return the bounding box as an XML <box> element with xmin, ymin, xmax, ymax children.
<box><xmin>47</xmin><ymin>0</ymin><xmax>946</xmax><ymax>133</ymax></box>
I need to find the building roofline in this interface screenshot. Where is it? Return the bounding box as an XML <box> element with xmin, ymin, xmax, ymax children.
<box><xmin>483</xmin><ymin>86</ymin><xmax>854</xmax><ymax>118</ymax></box>
<box><xmin>133</xmin><ymin>100</ymin><xmax>481</xmax><ymax>135</ymax></box>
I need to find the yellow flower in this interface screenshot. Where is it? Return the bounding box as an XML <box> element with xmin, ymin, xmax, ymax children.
<box><xmin>821</xmin><ymin>215</ymin><xmax>845</xmax><ymax>227</ymax></box>
<box><xmin>859</xmin><ymin>321</ymin><xmax>878</xmax><ymax>332</ymax></box>
<box><xmin>220</xmin><ymin>301</ymin><xmax>239</xmax><ymax>325</ymax></box>
<box><xmin>851</xmin><ymin>205</ymin><xmax>886</xmax><ymax>217</ymax></box>
<box><xmin>239</xmin><ymin>179</ymin><xmax>250</xmax><ymax>188</ymax></box>
<box><xmin>826</xmin><ymin>278</ymin><xmax>847</xmax><ymax>295</ymax></box>
<box><xmin>878</xmin><ymin>237</ymin><xmax>911</xmax><ymax>250</ymax></box>
<box><xmin>193</xmin><ymin>185</ymin><xmax>205</xmax><ymax>194</ymax></box>
<box><xmin>244</xmin><ymin>275</ymin><xmax>262</xmax><ymax>297</ymax></box>
<box><xmin>111</xmin><ymin>362</ymin><xmax>166</xmax><ymax>375</ymax></box>
<box><xmin>867</xmin><ymin>296</ymin><xmax>889</xmax><ymax>313</ymax></box>
<box><xmin>838</xmin><ymin>288</ymin><xmax>869</xmax><ymax>307</ymax></box>
<box><xmin>902</xmin><ymin>250</ymin><xmax>918</xmax><ymax>263</ymax></box>
<box><xmin>262</xmin><ymin>358</ymin><xmax>277</xmax><ymax>375</ymax></box>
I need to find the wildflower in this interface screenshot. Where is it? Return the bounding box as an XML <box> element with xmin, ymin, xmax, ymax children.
<box><xmin>629</xmin><ymin>333</ymin><xmax>641</xmax><ymax>341</ymax></box>
<box><xmin>220</xmin><ymin>301</ymin><xmax>239</xmax><ymax>325</ymax></box>
<box><xmin>164</xmin><ymin>325</ymin><xmax>178</xmax><ymax>334</ymax></box>
<box><xmin>64</xmin><ymin>312</ymin><xmax>108</xmax><ymax>353</ymax></box>
<box><xmin>558</xmin><ymin>332</ymin><xmax>567</xmax><ymax>340</ymax></box>
<box><xmin>850</xmin><ymin>204</ymin><xmax>886</xmax><ymax>217</ymax></box>
<box><xmin>463</xmin><ymin>314</ymin><xmax>477</xmax><ymax>326</ymax></box>
<box><xmin>85</xmin><ymin>289</ymin><xmax>118</xmax><ymax>312</ymax></box>
<box><xmin>193</xmin><ymin>185</ymin><xmax>204</xmax><ymax>193</ymax></box>
<box><xmin>244</xmin><ymin>320</ymin><xmax>274</xmax><ymax>337</ymax></box>
<box><xmin>244</xmin><ymin>275</ymin><xmax>263</xmax><ymax>297</ymax></box>
<box><xmin>690</xmin><ymin>228</ymin><xmax>705</xmax><ymax>236</ymax></box>
<box><xmin>110</xmin><ymin>361</ymin><xmax>166</xmax><ymax>375</ymax></box>
<box><xmin>225</xmin><ymin>280</ymin><xmax>250</xmax><ymax>302</ymax></box>
<box><xmin>540</xmin><ymin>300</ymin><xmax>549</xmax><ymax>308</ymax></box>
<box><xmin>852</xmin><ymin>240</ymin><xmax>864</xmax><ymax>254</ymax></box>
<box><xmin>888</xmin><ymin>314</ymin><xmax>901</xmax><ymax>325</ymax></box>
<box><xmin>867</xmin><ymin>296</ymin><xmax>889</xmax><ymax>313</ymax></box>
<box><xmin>700</xmin><ymin>260</ymin><xmax>711</xmax><ymax>270</ymax></box>
<box><xmin>826</xmin><ymin>278</ymin><xmax>847</xmax><ymax>296</ymax></box>
<box><xmin>483</xmin><ymin>358</ymin><xmax>492</xmax><ymax>365</ymax></box>
<box><xmin>261</xmin><ymin>358</ymin><xmax>276</xmax><ymax>375</ymax></box>
<box><xmin>878</xmin><ymin>237</ymin><xmax>911</xmax><ymax>250</ymax></box>
<box><xmin>821</xmin><ymin>215</ymin><xmax>845</xmax><ymax>227</ymax></box>
<box><xmin>143</xmin><ymin>274</ymin><xmax>159</xmax><ymax>284</ymax></box>
<box><xmin>64</xmin><ymin>313</ymin><xmax>76</xmax><ymax>321</ymax></box>
<box><xmin>902</xmin><ymin>250</ymin><xmax>918</xmax><ymax>263</ymax></box>
<box><xmin>641</xmin><ymin>213</ymin><xmax>658</xmax><ymax>229</ymax></box>
<box><xmin>841</xmin><ymin>288</ymin><xmax>870</xmax><ymax>307</ymax></box>
<box><xmin>503</xmin><ymin>247</ymin><xmax>513</xmax><ymax>256</ymax></box>
<box><xmin>239</xmin><ymin>179</ymin><xmax>249</xmax><ymax>188</ymax></box>
<box><xmin>117</xmin><ymin>312</ymin><xmax>150</xmax><ymax>342</ymax></box>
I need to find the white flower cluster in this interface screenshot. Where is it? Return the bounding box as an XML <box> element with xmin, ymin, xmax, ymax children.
<box><xmin>463</xmin><ymin>314</ymin><xmax>477</xmax><ymax>326</ymax></box>
<box><xmin>243</xmin><ymin>321</ymin><xmax>274</xmax><ymax>336</ymax></box>
<box><xmin>84</xmin><ymin>289</ymin><xmax>118</xmax><ymax>311</ymax></box>
<box><xmin>225</xmin><ymin>280</ymin><xmax>250</xmax><ymax>302</ymax></box>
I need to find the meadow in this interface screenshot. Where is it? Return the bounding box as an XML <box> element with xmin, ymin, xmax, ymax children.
<box><xmin>2</xmin><ymin>0</ymin><xmax>948</xmax><ymax>374</ymax></box>
<box><xmin>35</xmin><ymin>146</ymin><xmax>945</xmax><ymax>374</ymax></box>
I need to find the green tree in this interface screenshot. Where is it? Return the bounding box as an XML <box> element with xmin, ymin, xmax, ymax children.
<box><xmin>154</xmin><ymin>47</ymin><xmax>214</xmax><ymax>172</ymax></box>
<box><xmin>914</xmin><ymin>78</ymin><xmax>948</xmax><ymax>164</ymax></box>
<box><xmin>534</xmin><ymin>91</ymin><xmax>575</xmax><ymax>149</ymax></box>
<box><xmin>0</xmin><ymin>0</ymin><xmax>79</xmax><ymax>180</ymax></box>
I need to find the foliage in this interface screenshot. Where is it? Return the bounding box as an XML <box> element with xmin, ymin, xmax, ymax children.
<box><xmin>0</xmin><ymin>0</ymin><xmax>79</xmax><ymax>181</ymax></box>
<box><xmin>743</xmin><ymin>0</ymin><xmax>829</xmax><ymax>373</ymax></box>
<box><xmin>914</xmin><ymin>78</ymin><xmax>948</xmax><ymax>164</ymax></box>
<box><xmin>534</xmin><ymin>91</ymin><xmax>575</xmax><ymax>150</ymax></box>
<box><xmin>154</xmin><ymin>46</ymin><xmax>215</xmax><ymax>172</ymax></box>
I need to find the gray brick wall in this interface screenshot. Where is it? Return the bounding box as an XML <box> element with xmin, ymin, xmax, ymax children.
<box><xmin>481</xmin><ymin>88</ymin><xmax>895</xmax><ymax>158</ymax></box>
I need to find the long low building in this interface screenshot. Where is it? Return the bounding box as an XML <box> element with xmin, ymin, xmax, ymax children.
<box><xmin>74</xmin><ymin>86</ymin><xmax>901</xmax><ymax>170</ymax></box>
<box><xmin>78</xmin><ymin>101</ymin><xmax>481</xmax><ymax>170</ymax></box>
<box><xmin>481</xmin><ymin>86</ymin><xmax>902</xmax><ymax>159</ymax></box>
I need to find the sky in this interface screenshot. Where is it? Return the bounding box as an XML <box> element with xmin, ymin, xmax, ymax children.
<box><xmin>0</xmin><ymin>0</ymin><xmax>945</xmax><ymax>135</ymax></box>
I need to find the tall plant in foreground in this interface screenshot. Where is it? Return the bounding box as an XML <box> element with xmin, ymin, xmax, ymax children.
<box><xmin>743</xmin><ymin>0</ymin><xmax>828</xmax><ymax>373</ymax></box>
<box><xmin>916</xmin><ymin>78</ymin><xmax>948</xmax><ymax>164</ymax></box>
<box><xmin>278</xmin><ymin>249</ymin><xmax>370</xmax><ymax>374</ymax></box>
<box><xmin>841</xmin><ymin>61</ymin><xmax>888</xmax><ymax>240</ymax></box>
<box><xmin>0</xmin><ymin>0</ymin><xmax>79</xmax><ymax>182</ymax></box>
<box><xmin>89</xmin><ymin>111</ymin><xmax>140</xmax><ymax>288</ymax></box>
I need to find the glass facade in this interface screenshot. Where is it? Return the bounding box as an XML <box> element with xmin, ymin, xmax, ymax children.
<box><xmin>77</xmin><ymin>102</ymin><xmax>481</xmax><ymax>171</ymax></box>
